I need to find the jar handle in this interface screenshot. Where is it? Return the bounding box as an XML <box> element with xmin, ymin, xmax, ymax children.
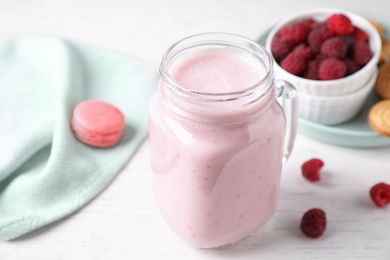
<box><xmin>275</xmin><ymin>79</ymin><xmax>299</xmax><ymax>164</ymax></box>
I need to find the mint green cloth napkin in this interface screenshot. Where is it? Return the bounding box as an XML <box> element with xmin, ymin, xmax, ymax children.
<box><xmin>0</xmin><ymin>36</ymin><xmax>157</xmax><ymax>240</ymax></box>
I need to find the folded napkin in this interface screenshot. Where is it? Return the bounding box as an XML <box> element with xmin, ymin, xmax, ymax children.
<box><xmin>0</xmin><ymin>36</ymin><xmax>157</xmax><ymax>240</ymax></box>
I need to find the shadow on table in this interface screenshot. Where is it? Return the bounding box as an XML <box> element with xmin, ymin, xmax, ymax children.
<box><xmin>202</xmin><ymin>217</ymin><xmax>303</xmax><ymax>257</ymax></box>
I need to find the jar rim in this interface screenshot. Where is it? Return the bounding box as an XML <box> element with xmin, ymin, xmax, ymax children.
<box><xmin>159</xmin><ymin>32</ymin><xmax>274</xmax><ymax>102</ymax></box>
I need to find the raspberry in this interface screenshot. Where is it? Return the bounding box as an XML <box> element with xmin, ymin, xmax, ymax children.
<box><xmin>326</xmin><ymin>13</ymin><xmax>354</xmax><ymax>35</ymax></box>
<box><xmin>301</xmin><ymin>18</ymin><xmax>318</xmax><ymax>28</ymax></box>
<box><xmin>300</xmin><ymin>208</ymin><xmax>327</xmax><ymax>239</ymax></box>
<box><xmin>349</xmin><ymin>41</ymin><xmax>373</xmax><ymax>66</ymax></box>
<box><xmin>315</xmin><ymin>52</ymin><xmax>327</xmax><ymax>62</ymax></box>
<box><xmin>344</xmin><ymin>57</ymin><xmax>360</xmax><ymax>76</ymax></box>
<box><xmin>319</xmin><ymin>57</ymin><xmax>346</xmax><ymax>80</ymax></box>
<box><xmin>278</xmin><ymin>19</ymin><xmax>311</xmax><ymax>44</ymax></box>
<box><xmin>352</xmin><ymin>26</ymin><xmax>368</xmax><ymax>41</ymax></box>
<box><xmin>301</xmin><ymin>158</ymin><xmax>324</xmax><ymax>181</ymax></box>
<box><xmin>272</xmin><ymin>13</ymin><xmax>372</xmax><ymax>81</ymax></box>
<box><xmin>292</xmin><ymin>43</ymin><xmax>314</xmax><ymax>60</ymax></box>
<box><xmin>320</xmin><ymin>37</ymin><xmax>348</xmax><ymax>59</ymax></box>
<box><xmin>280</xmin><ymin>53</ymin><xmax>306</xmax><ymax>76</ymax></box>
<box><xmin>341</xmin><ymin>35</ymin><xmax>355</xmax><ymax>48</ymax></box>
<box><xmin>303</xmin><ymin>59</ymin><xmax>321</xmax><ymax>80</ymax></box>
<box><xmin>308</xmin><ymin>25</ymin><xmax>333</xmax><ymax>52</ymax></box>
<box><xmin>370</xmin><ymin>183</ymin><xmax>390</xmax><ymax>207</ymax></box>
<box><xmin>271</xmin><ymin>37</ymin><xmax>295</xmax><ymax>60</ymax></box>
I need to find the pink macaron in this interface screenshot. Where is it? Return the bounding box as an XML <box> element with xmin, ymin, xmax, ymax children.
<box><xmin>71</xmin><ymin>100</ymin><xmax>125</xmax><ymax>148</ymax></box>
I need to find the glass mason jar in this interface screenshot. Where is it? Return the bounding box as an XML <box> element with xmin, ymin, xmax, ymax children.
<box><xmin>148</xmin><ymin>33</ymin><xmax>298</xmax><ymax>248</ymax></box>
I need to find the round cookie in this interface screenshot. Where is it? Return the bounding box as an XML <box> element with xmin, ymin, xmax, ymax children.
<box><xmin>71</xmin><ymin>100</ymin><xmax>125</xmax><ymax>148</ymax></box>
<box><xmin>375</xmin><ymin>62</ymin><xmax>390</xmax><ymax>99</ymax></box>
<box><xmin>367</xmin><ymin>18</ymin><xmax>385</xmax><ymax>38</ymax></box>
<box><xmin>379</xmin><ymin>39</ymin><xmax>390</xmax><ymax>65</ymax></box>
<box><xmin>368</xmin><ymin>99</ymin><xmax>390</xmax><ymax>137</ymax></box>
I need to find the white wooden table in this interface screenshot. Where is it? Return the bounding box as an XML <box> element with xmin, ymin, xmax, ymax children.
<box><xmin>1</xmin><ymin>0</ymin><xmax>390</xmax><ymax>259</ymax></box>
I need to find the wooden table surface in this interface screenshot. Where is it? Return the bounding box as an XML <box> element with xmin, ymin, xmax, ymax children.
<box><xmin>1</xmin><ymin>0</ymin><xmax>390</xmax><ymax>259</ymax></box>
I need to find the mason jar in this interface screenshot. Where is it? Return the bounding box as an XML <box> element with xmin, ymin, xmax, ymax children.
<box><xmin>148</xmin><ymin>33</ymin><xmax>298</xmax><ymax>248</ymax></box>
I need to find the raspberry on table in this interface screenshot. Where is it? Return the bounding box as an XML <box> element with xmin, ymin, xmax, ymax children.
<box><xmin>326</xmin><ymin>13</ymin><xmax>354</xmax><ymax>35</ymax></box>
<box><xmin>321</xmin><ymin>36</ymin><xmax>348</xmax><ymax>59</ymax></box>
<box><xmin>301</xmin><ymin>158</ymin><xmax>324</xmax><ymax>182</ymax></box>
<box><xmin>350</xmin><ymin>41</ymin><xmax>373</xmax><ymax>66</ymax></box>
<box><xmin>308</xmin><ymin>25</ymin><xmax>333</xmax><ymax>52</ymax></box>
<box><xmin>319</xmin><ymin>57</ymin><xmax>346</xmax><ymax>80</ymax></box>
<box><xmin>300</xmin><ymin>208</ymin><xmax>327</xmax><ymax>238</ymax></box>
<box><xmin>271</xmin><ymin>37</ymin><xmax>295</xmax><ymax>60</ymax></box>
<box><xmin>370</xmin><ymin>182</ymin><xmax>390</xmax><ymax>207</ymax></box>
<box><xmin>278</xmin><ymin>19</ymin><xmax>311</xmax><ymax>44</ymax></box>
<box><xmin>280</xmin><ymin>53</ymin><xmax>306</xmax><ymax>76</ymax></box>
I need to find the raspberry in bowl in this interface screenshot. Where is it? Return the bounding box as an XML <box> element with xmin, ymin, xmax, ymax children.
<box><xmin>265</xmin><ymin>8</ymin><xmax>381</xmax><ymax>96</ymax></box>
<box><xmin>264</xmin><ymin>8</ymin><xmax>381</xmax><ymax>124</ymax></box>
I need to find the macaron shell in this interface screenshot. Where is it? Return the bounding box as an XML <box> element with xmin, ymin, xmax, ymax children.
<box><xmin>71</xmin><ymin>118</ymin><xmax>123</xmax><ymax>147</ymax></box>
<box><xmin>71</xmin><ymin>100</ymin><xmax>125</xmax><ymax>147</ymax></box>
<box><xmin>73</xmin><ymin>100</ymin><xmax>125</xmax><ymax>133</ymax></box>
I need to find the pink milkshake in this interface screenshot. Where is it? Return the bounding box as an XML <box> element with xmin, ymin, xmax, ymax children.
<box><xmin>149</xmin><ymin>33</ymin><xmax>298</xmax><ymax>248</ymax></box>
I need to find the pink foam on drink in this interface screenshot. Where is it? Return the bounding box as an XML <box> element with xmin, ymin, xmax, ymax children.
<box><xmin>171</xmin><ymin>48</ymin><xmax>265</xmax><ymax>93</ymax></box>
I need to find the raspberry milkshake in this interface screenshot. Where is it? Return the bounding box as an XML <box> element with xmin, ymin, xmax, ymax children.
<box><xmin>149</xmin><ymin>33</ymin><xmax>298</xmax><ymax>248</ymax></box>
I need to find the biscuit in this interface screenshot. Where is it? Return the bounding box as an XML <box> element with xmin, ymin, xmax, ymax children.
<box><xmin>367</xmin><ymin>18</ymin><xmax>385</xmax><ymax>38</ymax></box>
<box><xmin>375</xmin><ymin>62</ymin><xmax>390</xmax><ymax>99</ymax></box>
<box><xmin>379</xmin><ymin>39</ymin><xmax>390</xmax><ymax>65</ymax></box>
<box><xmin>368</xmin><ymin>99</ymin><xmax>390</xmax><ymax>137</ymax></box>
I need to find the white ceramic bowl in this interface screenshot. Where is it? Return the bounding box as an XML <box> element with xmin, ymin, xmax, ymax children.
<box><xmin>265</xmin><ymin>8</ymin><xmax>381</xmax><ymax>96</ymax></box>
<box><xmin>299</xmin><ymin>68</ymin><xmax>378</xmax><ymax>125</ymax></box>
